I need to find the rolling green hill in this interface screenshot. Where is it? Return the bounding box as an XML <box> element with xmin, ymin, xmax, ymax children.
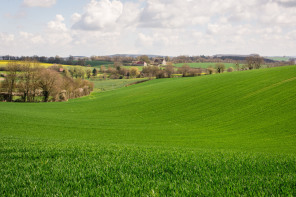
<box><xmin>1</xmin><ymin>66</ymin><xmax>296</xmax><ymax>195</ymax></box>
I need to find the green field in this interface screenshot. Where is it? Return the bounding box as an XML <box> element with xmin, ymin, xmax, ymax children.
<box><xmin>1</xmin><ymin>66</ymin><xmax>296</xmax><ymax>195</ymax></box>
<box><xmin>265</xmin><ymin>56</ymin><xmax>291</xmax><ymax>61</ymax></box>
<box><xmin>173</xmin><ymin>62</ymin><xmax>238</xmax><ymax>68</ymax></box>
<box><xmin>122</xmin><ymin>65</ymin><xmax>144</xmax><ymax>71</ymax></box>
<box><xmin>79</xmin><ymin>60</ymin><xmax>114</xmax><ymax>68</ymax></box>
<box><xmin>91</xmin><ymin>78</ymin><xmax>149</xmax><ymax>92</ymax></box>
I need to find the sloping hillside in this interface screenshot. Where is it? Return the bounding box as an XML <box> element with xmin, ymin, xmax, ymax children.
<box><xmin>1</xmin><ymin>66</ymin><xmax>295</xmax><ymax>153</ymax></box>
<box><xmin>1</xmin><ymin>66</ymin><xmax>296</xmax><ymax>195</ymax></box>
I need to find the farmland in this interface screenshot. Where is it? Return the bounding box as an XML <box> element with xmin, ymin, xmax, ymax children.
<box><xmin>91</xmin><ymin>78</ymin><xmax>150</xmax><ymax>92</ymax></box>
<box><xmin>0</xmin><ymin>60</ymin><xmax>88</xmax><ymax>70</ymax></box>
<box><xmin>265</xmin><ymin>56</ymin><xmax>291</xmax><ymax>62</ymax></box>
<box><xmin>80</xmin><ymin>60</ymin><xmax>114</xmax><ymax>68</ymax></box>
<box><xmin>173</xmin><ymin>62</ymin><xmax>238</xmax><ymax>68</ymax></box>
<box><xmin>1</xmin><ymin>66</ymin><xmax>296</xmax><ymax>195</ymax></box>
<box><xmin>121</xmin><ymin>65</ymin><xmax>144</xmax><ymax>71</ymax></box>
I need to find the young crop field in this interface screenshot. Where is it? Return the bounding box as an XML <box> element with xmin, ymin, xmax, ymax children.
<box><xmin>76</xmin><ymin>60</ymin><xmax>114</xmax><ymax>68</ymax></box>
<box><xmin>173</xmin><ymin>62</ymin><xmax>238</xmax><ymax>68</ymax></box>
<box><xmin>122</xmin><ymin>65</ymin><xmax>144</xmax><ymax>71</ymax></box>
<box><xmin>91</xmin><ymin>78</ymin><xmax>150</xmax><ymax>92</ymax></box>
<box><xmin>1</xmin><ymin>66</ymin><xmax>296</xmax><ymax>195</ymax></box>
<box><xmin>265</xmin><ymin>56</ymin><xmax>291</xmax><ymax>61</ymax></box>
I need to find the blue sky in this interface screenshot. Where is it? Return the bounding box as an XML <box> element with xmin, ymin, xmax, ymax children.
<box><xmin>1</xmin><ymin>0</ymin><xmax>296</xmax><ymax>57</ymax></box>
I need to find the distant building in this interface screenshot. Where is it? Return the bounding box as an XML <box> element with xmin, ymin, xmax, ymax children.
<box><xmin>152</xmin><ymin>58</ymin><xmax>167</xmax><ymax>66</ymax></box>
<box><xmin>132</xmin><ymin>61</ymin><xmax>147</xmax><ymax>66</ymax></box>
<box><xmin>289</xmin><ymin>58</ymin><xmax>296</xmax><ymax>64</ymax></box>
<box><xmin>0</xmin><ymin>56</ymin><xmax>3</xmax><ymax>60</ymax></box>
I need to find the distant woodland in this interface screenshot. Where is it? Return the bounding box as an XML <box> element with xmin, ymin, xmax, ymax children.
<box><xmin>0</xmin><ymin>61</ymin><xmax>93</xmax><ymax>102</ymax></box>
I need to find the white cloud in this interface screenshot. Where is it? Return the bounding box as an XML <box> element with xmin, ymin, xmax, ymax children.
<box><xmin>46</xmin><ymin>15</ymin><xmax>72</xmax><ymax>45</ymax></box>
<box><xmin>140</xmin><ymin>0</ymin><xmax>210</xmax><ymax>28</ymax></box>
<box><xmin>47</xmin><ymin>14</ymin><xmax>67</xmax><ymax>32</ymax></box>
<box><xmin>23</xmin><ymin>0</ymin><xmax>56</xmax><ymax>8</ymax></box>
<box><xmin>2</xmin><ymin>0</ymin><xmax>296</xmax><ymax>56</ymax></box>
<box><xmin>72</xmin><ymin>0</ymin><xmax>124</xmax><ymax>31</ymax></box>
<box><xmin>0</xmin><ymin>33</ymin><xmax>15</xmax><ymax>43</ymax></box>
<box><xmin>117</xmin><ymin>2</ymin><xmax>142</xmax><ymax>28</ymax></box>
<box><xmin>71</xmin><ymin>13</ymin><xmax>82</xmax><ymax>24</ymax></box>
<box><xmin>274</xmin><ymin>0</ymin><xmax>296</xmax><ymax>7</ymax></box>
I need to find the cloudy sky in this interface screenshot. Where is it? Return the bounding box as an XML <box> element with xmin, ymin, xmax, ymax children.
<box><xmin>1</xmin><ymin>0</ymin><xmax>296</xmax><ymax>57</ymax></box>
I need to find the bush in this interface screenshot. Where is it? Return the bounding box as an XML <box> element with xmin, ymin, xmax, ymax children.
<box><xmin>0</xmin><ymin>67</ymin><xmax>7</xmax><ymax>71</ymax></box>
<box><xmin>227</xmin><ymin>67</ymin><xmax>234</xmax><ymax>72</ymax></box>
<box><xmin>207</xmin><ymin>67</ymin><xmax>215</xmax><ymax>75</ymax></box>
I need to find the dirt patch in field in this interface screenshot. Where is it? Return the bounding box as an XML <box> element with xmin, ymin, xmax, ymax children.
<box><xmin>243</xmin><ymin>77</ymin><xmax>296</xmax><ymax>99</ymax></box>
<box><xmin>125</xmin><ymin>79</ymin><xmax>151</xmax><ymax>87</ymax></box>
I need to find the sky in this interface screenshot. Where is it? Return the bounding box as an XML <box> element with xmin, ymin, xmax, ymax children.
<box><xmin>0</xmin><ymin>0</ymin><xmax>296</xmax><ymax>57</ymax></box>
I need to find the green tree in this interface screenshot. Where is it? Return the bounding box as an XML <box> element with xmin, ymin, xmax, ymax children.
<box><xmin>92</xmin><ymin>68</ymin><xmax>98</xmax><ymax>77</ymax></box>
<box><xmin>78</xmin><ymin>59</ymin><xmax>86</xmax><ymax>66</ymax></box>
<box><xmin>139</xmin><ymin>55</ymin><xmax>150</xmax><ymax>64</ymax></box>
<box><xmin>129</xmin><ymin>67</ymin><xmax>139</xmax><ymax>78</ymax></box>
<box><xmin>86</xmin><ymin>69</ymin><xmax>92</xmax><ymax>79</ymax></box>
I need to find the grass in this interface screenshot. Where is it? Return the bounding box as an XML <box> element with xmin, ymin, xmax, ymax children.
<box><xmin>78</xmin><ymin>60</ymin><xmax>114</xmax><ymax>68</ymax></box>
<box><xmin>265</xmin><ymin>57</ymin><xmax>291</xmax><ymax>61</ymax></box>
<box><xmin>1</xmin><ymin>139</ymin><xmax>295</xmax><ymax>196</ymax></box>
<box><xmin>1</xmin><ymin>66</ymin><xmax>296</xmax><ymax>195</ymax></box>
<box><xmin>173</xmin><ymin>62</ymin><xmax>238</xmax><ymax>68</ymax></box>
<box><xmin>91</xmin><ymin>78</ymin><xmax>150</xmax><ymax>92</ymax></box>
<box><xmin>121</xmin><ymin>65</ymin><xmax>144</xmax><ymax>71</ymax></box>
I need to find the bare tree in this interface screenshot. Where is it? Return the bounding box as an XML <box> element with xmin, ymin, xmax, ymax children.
<box><xmin>177</xmin><ymin>64</ymin><xmax>191</xmax><ymax>77</ymax></box>
<box><xmin>18</xmin><ymin>61</ymin><xmax>32</xmax><ymax>102</ymax></box>
<box><xmin>3</xmin><ymin>62</ymin><xmax>19</xmax><ymax>101</ymax></box>
<box><xmin>38</xmin><ymin>69</ymin><xmax>62</xmax><ymax>102</ymax></box>
<box><xmin>206</xmin><ymin>67</ymin><xmax>215</xmax><ymax>75</ymax></box>
<box><xmin>246</xmin><ymin>55</ymin><xmax>264</xmax><ymax>70</ymax></box>
<box><xmin>234</xmin><ymin>62</ymin><xmax>240</xmax><ymax>71</ymax></box>
<box><xmin>215</xmin><ymin>63</ymin><xmax>225</xmax><ymax>73</ymax></box>
<box><xmin>142</xmin><ymin>66</ymin><xmax>160</xmax><ymax>78</ymax></box>
<box><xmin>114</xmin><ymin>62</ymin><xmax>123</xmax><ymax>70</ymax></box>
<box><xmin>164</xmin><ymin>65</ymin><xmax>175</xmax><ymax>78</ymax></box>
<box><xmin>100</xmin><ymin>66</ymin><xmax>106</xmax><ymax>73</ymax></box>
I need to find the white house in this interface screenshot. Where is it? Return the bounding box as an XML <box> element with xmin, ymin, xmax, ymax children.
<box><xmin>153</xmin><ymin>58</ymin><xmax>167</xmax><ymax>66</ymax></box>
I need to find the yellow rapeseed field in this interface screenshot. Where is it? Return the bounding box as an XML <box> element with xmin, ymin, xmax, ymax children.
<box><xmin>0</xmin><ymin>60</ymin><xmax>89</xmax><ymax>70</ymax></box>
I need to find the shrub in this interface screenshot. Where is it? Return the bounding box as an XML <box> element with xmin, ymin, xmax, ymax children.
<box><xmin>227</xmin><ymin>67</ymin><xmax>234</xmax><ymax>72</ymax></box>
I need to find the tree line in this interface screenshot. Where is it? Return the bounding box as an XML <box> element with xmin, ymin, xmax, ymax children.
<box><xmin>0</xmin><ymin>54</ymin><xmax>270</xmax><ymax>67</ymax></box>
<box><xmin>0</xmin><ymin>61</ymin><xmax>93</xmax><ymax>102</ymax></box>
